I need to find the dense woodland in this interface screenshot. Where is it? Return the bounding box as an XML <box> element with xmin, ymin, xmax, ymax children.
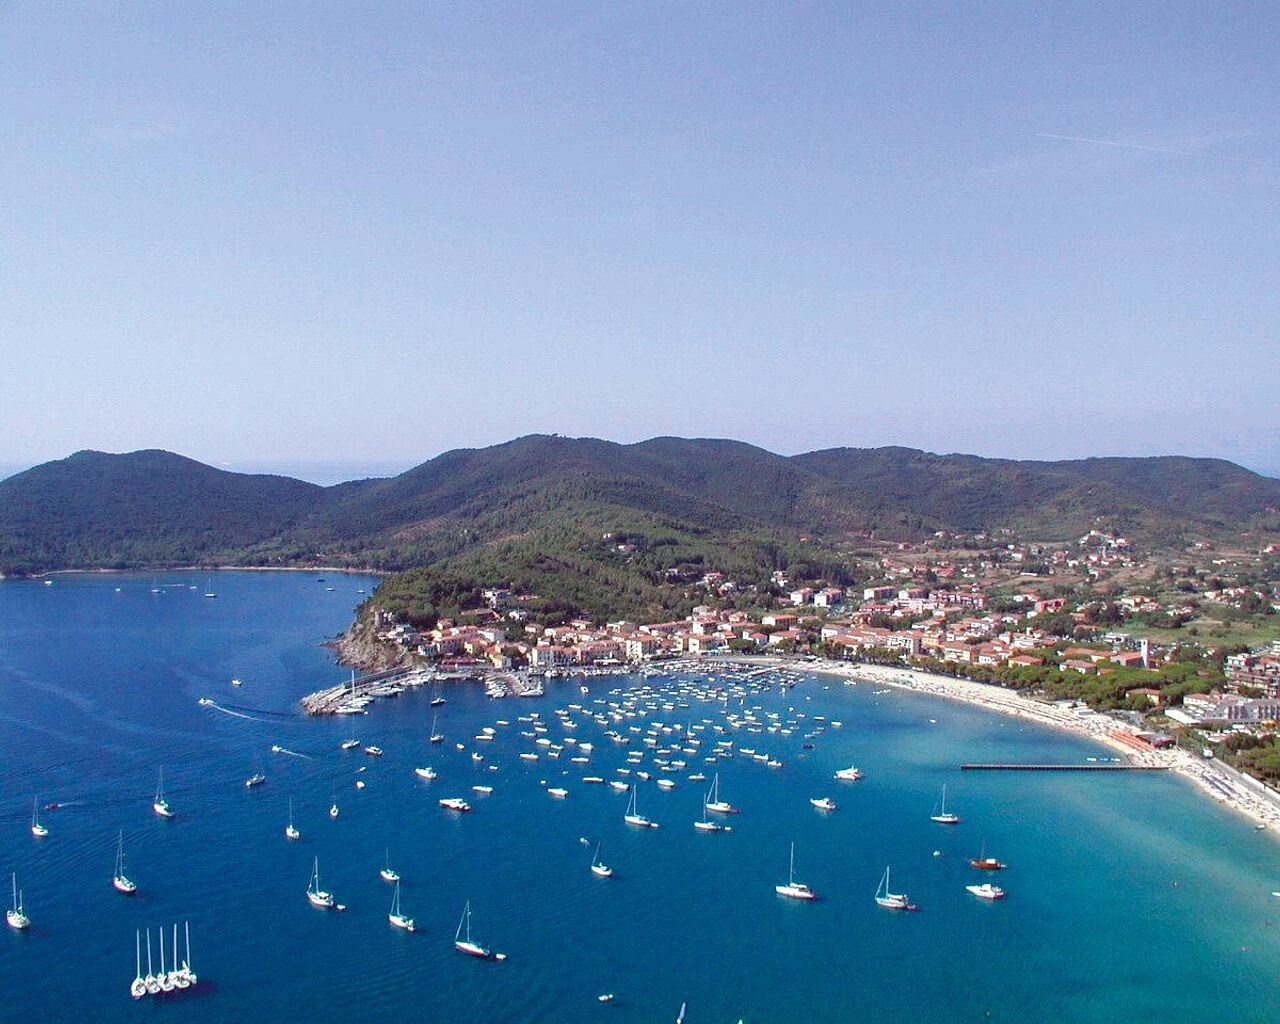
<box><xmin>3</xmin><ymin>437</ymin><xmax>1279</xmax><ymax>630</ymax></box>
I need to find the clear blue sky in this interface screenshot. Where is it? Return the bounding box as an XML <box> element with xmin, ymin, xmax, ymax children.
<box><xmin>3</xmin><ymin>2</ymin><xmax>1277</xmax><ymax>481</ymax></box>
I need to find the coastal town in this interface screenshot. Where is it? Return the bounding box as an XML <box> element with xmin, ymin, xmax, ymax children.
<box><xmin>338</xmin><ymin>526</ymin><xmax>1280</xmax><ymax>830</ymax></box>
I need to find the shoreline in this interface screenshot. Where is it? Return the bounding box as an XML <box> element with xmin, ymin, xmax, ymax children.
<box><xmin>17</xmin><ymin>565</ymin><xmax>385</xmax><ymax>580</ymax></box>
<box><xmin>784</xmin><ymin>658</ymin><xmax>1280</xmax><ymax>836</ymax></box>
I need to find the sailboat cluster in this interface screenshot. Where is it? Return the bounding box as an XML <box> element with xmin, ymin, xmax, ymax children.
<box><xmin>129</xmin><ymin>922</ymin><xmax>197</xmax><ymax>999</ymax></box>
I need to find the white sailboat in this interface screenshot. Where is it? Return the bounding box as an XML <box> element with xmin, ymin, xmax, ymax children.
<box><xmin>624</xmin><ymin>784</ymin><xmax>658</xmax><ymax>828</ymax></box>
<box><xmin>380</xmin><ymin>849</ymin><xmax>400</xmax><ymax>883</ymax></box>
<box><xmin>284</xmin><ymin>797</ymin><xmax>301</xmax><ymax>840</ymax></box>
<box><xmin>930</xmin><ymin>783</ymin><xmax>960</xmax><ymax>824</ymax></box>
<box><xmin>590</xmin><ymin>841</ymin><xmax>613</xmax><ymax>878</ymax></box>
<box><xmin>454</xmin><ymin>900</ymin><xmax>504</xmax><ymax>959</ymax></box>
<box><xmin>131</xmin><ymin>931</ymin><xmax>147</xmax><ymax>998</ymax></box>
<box><xmin>874</xmin><ymin>866</ymin><xmax>913</xmax><ymax>910</ymax></box>
<box><xmin>30</xmin><ymin>797</ymin><xmax>49</xmax><ymax>837</ymax></box>
<box><xmin>388</xmin><ymin>880</ymin><xmax>415</xmax><ymax>931</ymax></box>
<box><xmin>170</xmin><ymin>923</ymin><xmax>190</xmax><ymax>988</ymax></box>
<box><xmin>693</xmin><ymin>795</ymin><xmax>731</xmax><ymax>832</ymax></box>
<box><xmin>182</xmin><ymin>921</ymin><xmax>198</xmax><ymax>987</ymax></box>
<box><xmin>6</xmin><ymin>873</ymin><xmax>30</xmax><ymax>930</ymax></box>
<box><xmin>158</xmin><ymin>926</ymin><xmax>175</xmax><ymax>992</ymax></box>
<box><xmin>774</xmin><ymin>842</ymin><xmax>816</xmax><ymax>900</ymax></box>
<box><xmin>144</xmin><ymin>931</ymin><xmax>160</xmax><ymax>995</ymax></box>
<box><xmin>153</xmin><ymin>768</ymin><xmax>175</xmax><ymax>818</ymax></box>
<box><xmin>307</xmin><ymin>857</ymin><xmax>336</xmax><ymax>909</ymax></box>
<box><xmin>113</xmin><ymin>829</ymin><xmax>138</xmax><ymax>893</ymax></box>
<box><xmin>202</xmin><ymin>577</ymin><xmax>216</xmax><ymax>598</ymax></box>
<box><xmin>704</xmin><ymin>772</ymin><xmax>738</xmax><ymax>814</ymax></box>
<box><xmin>429</xmin><ymin>709</ymin><xmax>444</xmax><ymax>744</ymax></box>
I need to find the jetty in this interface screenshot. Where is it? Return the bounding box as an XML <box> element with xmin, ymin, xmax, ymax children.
<box><xmin>960</xmin><ymin>763</ymin><xmax>1169</xmax><ymax>772</ymax></box>
<box><xmin>300</xmin><ymin>667</ymin><xmax>427</xmax><ymax>716</ymax></box>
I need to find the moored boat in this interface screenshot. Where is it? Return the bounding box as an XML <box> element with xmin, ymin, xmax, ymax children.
<box><xmin>6</xmin><ymin>873</ymin><xmax>30</xmax><ymax>930</ymax></box>
<box><xmin>454</xmin><ymin>900</ymin><xmax>505</xmax><ymax>959</ymax></box>
<box><xmin>590</xmin><ymin>840</ymin><xmax>613</xmax><ymax>878</ymax></box>
<box><xmin>380</xmin><ymin>850</ymin><xmax>400</xmax><ymax>883</ymax></box>
<box><xmin>969</xmin><ymin>840</ymin><xmax>1006</xmax><ymax>870</ymax></box>
<box><xmin>775</xmin><ymin>842</ymin><xmax>816</xmax><ymax>900</ymax></box>
<box><xmin>113</xmin><ymin>829</ymin><xmax>138</xmax><ymax>893</ymax></box>
<box><xmin>966</xmin><ymin>882</ymin><xmax>1005</xmax><ymax>900</ymax></box>
<box><xmin>623</xmin><ymin>784</ymin><xmax>658</xmax><ymax>828</ymax></box>
<box><xmin>930</xmin><ymin>783</ymin><xmax>960</xmax><ymax>824</ymax></box>
<box><xmin>307</xmin><ymin>857</ymin><xmax>336</xmax><ymax>908</ymax></box>
<box><xmin>874</xmin><ymin>865</ymin><xmax>914</xmax><ymax>910</ymax></box>
<box><xmin>388</xmin><ymin>880</ymin><xmax>414</xmax><ymax>931</ymax></box>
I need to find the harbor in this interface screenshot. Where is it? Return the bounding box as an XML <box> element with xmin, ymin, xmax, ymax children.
<box><xmin>6</xmin><ymin>573</ymin><xmax>1280</xmax><ymax>1024</ymax></box>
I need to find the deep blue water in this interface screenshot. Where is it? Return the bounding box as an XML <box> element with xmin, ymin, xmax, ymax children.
<box><xmin>3</xmin><ymin>572</ymin><xmax>1280</xmax><ymax>1023</ymax></box>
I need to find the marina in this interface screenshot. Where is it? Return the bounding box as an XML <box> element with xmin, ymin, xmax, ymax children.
<box><xmin>3</xmin><ymin>571</ymin><xmax>1280</xmax><ymax>1024</ymax></box>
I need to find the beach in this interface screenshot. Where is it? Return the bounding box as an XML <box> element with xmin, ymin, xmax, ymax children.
<box><xmin>789</xmin><ymin>658</ymin><xmax>1280</xmax><ymax>834</ymax></box>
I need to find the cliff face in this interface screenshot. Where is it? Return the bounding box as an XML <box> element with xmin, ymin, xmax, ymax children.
<box><xmin>327</xmin><ymin>620</ymin><xmax>412</xmax><ymax>672</ymax></box>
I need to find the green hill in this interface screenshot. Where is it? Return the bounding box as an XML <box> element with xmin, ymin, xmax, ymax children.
<box><xmin>2</xmin><ymin>436</ymin><xmax>1277</xmax><ymax>624</ymax></box>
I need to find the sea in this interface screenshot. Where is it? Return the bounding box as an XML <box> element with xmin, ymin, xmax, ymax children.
<box><xmin>2</xmin><ymin>571</ymin><xmax>1279</xmax><ymax>1024</ymax></box>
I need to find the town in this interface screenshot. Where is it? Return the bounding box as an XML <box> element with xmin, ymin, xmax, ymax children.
<box><xmin>356</xmin><ymin>526</ymin><xmax>1280</xmax><ymax>785</ymax></box>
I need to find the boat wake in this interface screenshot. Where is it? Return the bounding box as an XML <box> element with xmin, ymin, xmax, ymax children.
<box><xmin>269</xmin><ymin>745</ymin><xmax>314</xmax><ymax>760</ymax></box>
<box><xmin>196</xmin><ymin>700</ymin><xmax>266</xmax><ymax>723</ymax></box>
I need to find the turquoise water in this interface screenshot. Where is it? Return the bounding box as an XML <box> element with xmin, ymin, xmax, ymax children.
<box><xmin>2</xmin><ymin>572</ymin><xmax>1280</xmax><ymax>1023</ymax></box>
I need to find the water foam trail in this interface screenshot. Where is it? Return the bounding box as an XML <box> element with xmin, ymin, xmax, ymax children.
<box><xmin>269</xmin><ymin>746</ymin><xmax>314</xmax><ymax>760</ymax></box>
<box><xmin>198</xmin><ymin>701</ymin><xmax>266</xmax><ymax>722</ymax></box>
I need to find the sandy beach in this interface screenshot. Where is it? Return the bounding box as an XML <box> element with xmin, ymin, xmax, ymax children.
<box><xmin>753</xmin><ymin>657</ymin><xmax>1280</xmax><ymax>835</ymax></box>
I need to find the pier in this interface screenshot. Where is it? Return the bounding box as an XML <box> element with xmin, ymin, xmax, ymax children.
<box><xmin>299</xmin><ymin>666</ymin><xmax>549</xmax><ymax>715</ymax></box>
<box><xmin>300</xmin><ymin>667</ymin><xmax>425</xmax><ymax>716</ymax></box>
<box><xmin>960</xmin><ymin>763</ymin><xmax>1169</xmax><ymax>772</ymax></box>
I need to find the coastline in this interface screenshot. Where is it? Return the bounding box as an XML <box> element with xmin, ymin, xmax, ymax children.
<box><xmin>21</xmin><ymin>565</ymin><xmax>385</xmax><ymax>580</ymax></box>
<box><xmin>697</xmin><ymin>654</ymin><xmax>1280</xmax><ymax>835</ymax></box>
<box><xmin>788</xmin><ymin>658</ymin><xmax>1280</xmax><ymax>836</ymax></box>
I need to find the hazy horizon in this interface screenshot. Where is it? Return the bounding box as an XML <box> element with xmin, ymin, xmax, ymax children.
<box><xmin>4</xmin><ymin>5</ymin><xmax>1277</xmax><ymax>473</ymax></box>
<box><xmin>2</xmin><ymin>432</ymin><xmax>1279</xmax><ymax>488</ymax></box>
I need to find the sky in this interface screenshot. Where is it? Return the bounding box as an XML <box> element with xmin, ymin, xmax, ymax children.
<box><xmin>3</xmin><ymin>2</ymin><xmax>1278</xmax><ymax>483</ymax></box>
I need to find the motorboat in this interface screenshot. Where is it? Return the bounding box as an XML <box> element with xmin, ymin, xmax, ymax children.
<box><xmin>966</xmin><ymin>882</ymin><xmax>1006</xmax><ymax>900</ymax></box>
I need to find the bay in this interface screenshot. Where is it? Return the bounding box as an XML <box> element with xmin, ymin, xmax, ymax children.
<box><xmin>2</xmin><ymin>571</ymin><xmax>1279</xmax><ymax>1023</ymax></box>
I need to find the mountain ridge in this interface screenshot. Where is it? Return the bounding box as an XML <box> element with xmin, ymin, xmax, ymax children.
<box><xmin>2</xmin><ymin>436</ymin><xmax>1278</xmax><ymax>585</ymax></box>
